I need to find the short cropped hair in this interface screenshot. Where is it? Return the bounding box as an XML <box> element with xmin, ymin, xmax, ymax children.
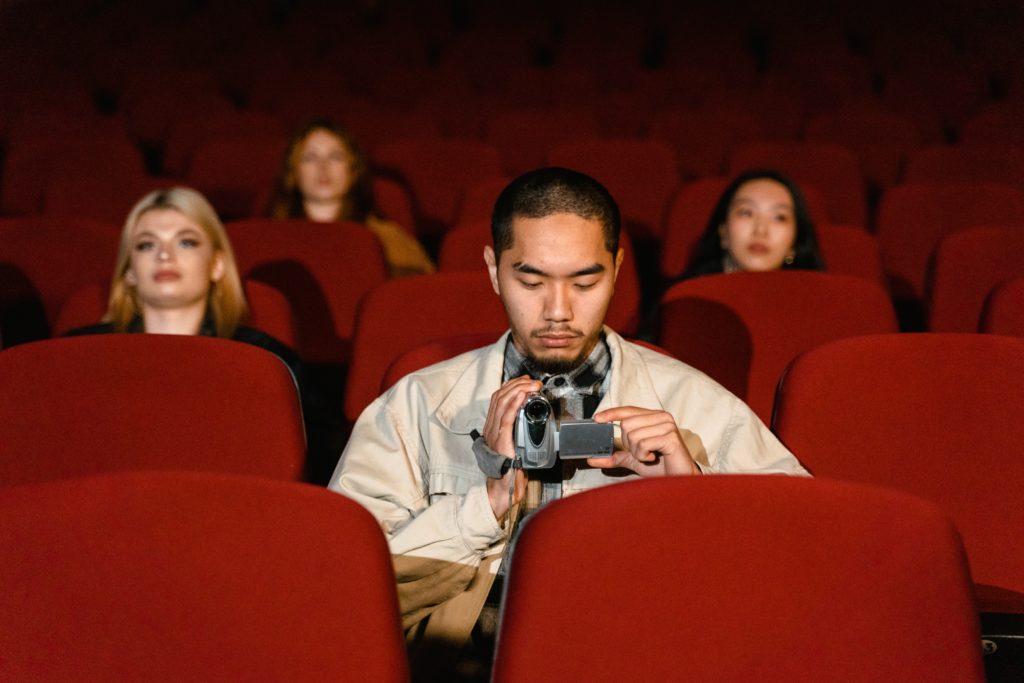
<box><xmin>106</xmin><ymin>186</ymin><xmax>247</xmax><ymax>338</ymax></box>
<box><xmin>490</xmin><ymin>167</ymin><xmax>620</xmax><ymax>260</ymax></box>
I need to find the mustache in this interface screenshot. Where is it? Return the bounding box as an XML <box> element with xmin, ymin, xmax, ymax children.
<box><xmin>531</xmin><ymin>326</ymin><xmax>584</xmax><ymax>338</ymax></box>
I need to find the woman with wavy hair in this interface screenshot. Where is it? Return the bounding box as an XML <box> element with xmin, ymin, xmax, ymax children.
<box><xmin>267</xmin><ymin>118</ymin><xmax>435</xmax><ymax>278</ymax></box>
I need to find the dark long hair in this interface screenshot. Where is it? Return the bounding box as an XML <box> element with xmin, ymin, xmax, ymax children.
<box><xmin>684</xmin><ymin>168</ymin><xmax>824</xmax><ymax>278</ymax></box>
<box><xmin>267</xmin><ymin>118</ymin><xmax>375</xmax><ymax>222</ymax></box>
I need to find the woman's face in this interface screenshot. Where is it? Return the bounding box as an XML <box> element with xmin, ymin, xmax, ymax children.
<box><xmin>294</xmin><ymin>128</ymin><xmax>354</xmax><ymax>204</ymax></box>
<box><xmin>719</xmin><ymin>178</ymin><xmax>798</xmax><ymax>272</ymax></box>
<box><xmin>125</xmin><ymin>208</ymin><xmax>224</xmax><ymax>312</ymax></box>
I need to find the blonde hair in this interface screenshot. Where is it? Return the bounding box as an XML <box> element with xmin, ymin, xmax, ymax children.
<box><xmin>105</xmin><ymin>186</ymin><xmax>248</xmax><ymax>338</ymax></box>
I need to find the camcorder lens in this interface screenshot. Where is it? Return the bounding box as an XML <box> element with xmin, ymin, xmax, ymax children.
<box><xmin>524</xmin><ymin>397</ymin><xmax>550</xmax><ymax>424</ymax></box>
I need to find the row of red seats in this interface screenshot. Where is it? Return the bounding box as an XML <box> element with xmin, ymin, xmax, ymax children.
<box><xmin>0</xmin><ymin>470</ymin><xmax>989</xmax><ymax>680</ymax></box>
<box><xmin>1</xmin><ymin>331</ymin><xmax>1019</xmax><ymax>678</ymax></box>
<box><xmin>8</xmin><ymin>119</ymin><xmax>1024</xmax><ymax>240</ymax></box>
<box><xmin>5</xmin><ymin>215</ymin><xmax>1024</xmax><ymax>429</ymax></box>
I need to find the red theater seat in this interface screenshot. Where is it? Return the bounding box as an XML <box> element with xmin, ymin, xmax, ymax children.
<box><xmin>656</xmin><ymin>271</ymin><xmax>898</xmax><ymax>423</ymax></box>
<box><xmin>494</xmin><ymin>476</ymin><xmax>984</xmax><ymax>682</ymax></box>
<box><xmin>876</xmin><ymin>181</ymin><xmax>1024</xmax><ymax>302</ymax></box>
<box><xmin>344</xmin><ymin>271</ymin><xmax>508</xmax><ymax>422</ymax></box>
<box><xmin>0</xmin><ymin>335</ymin><xmax>306</xmax><ymax>485</ymax></box>
<box><xmin>0</xmin><ymin>471</ymin><xmax>407</xmax><ymax>681</ymax></box>
<box><xmin>926</xmin><ymin>224</ymin><xmax>1024</xmax><ymax>332</ymax></box>
<box><xmin>226</xmin><ymin>219</ymin><xmax>388</xmax><ymax>366</ymax></box>
<box><xmin>773</xmin><ymin>333</ymin><xmax>1024</xmax><ymax>618</ymax></box>
<box><xmin>981</xmin><ymin>277</ymin><xmax>1024</xmax><ymax>337</ymax></box>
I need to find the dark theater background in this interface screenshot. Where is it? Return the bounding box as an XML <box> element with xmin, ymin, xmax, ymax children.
<box><xmin>1</xmin><ymin>0</ymin><xmax>1023</xmax><ymax>681</ymax></box>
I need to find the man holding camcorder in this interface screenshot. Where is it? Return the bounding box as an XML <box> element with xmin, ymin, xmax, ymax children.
<box><xmin>328</xmin><ymin>167</ymin><xmax>808</xmax><ymax>680</ymax></box>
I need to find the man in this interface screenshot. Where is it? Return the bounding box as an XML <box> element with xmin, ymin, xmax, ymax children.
<box><xmin>329</xmin><ymin>167</ymin><xmax>808</xmax><ymax>678</ymax></box>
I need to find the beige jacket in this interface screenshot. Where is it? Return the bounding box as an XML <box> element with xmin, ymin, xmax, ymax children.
<box><xmin>329</xmin><ymin>329</ymin><xmax>808</xmax><ymax>641</ymax></box>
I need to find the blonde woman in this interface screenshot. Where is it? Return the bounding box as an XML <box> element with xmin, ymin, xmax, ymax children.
<box><xmin>66</xmin><ymin>186</ymin><xmax>302</xmax><ymax>373</ymax></box>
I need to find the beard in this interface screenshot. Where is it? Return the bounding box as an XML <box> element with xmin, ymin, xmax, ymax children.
<box><xmin>521</xmin><ymin>328</ymin><xmax>601</xmax><ymax>375</ymax></box>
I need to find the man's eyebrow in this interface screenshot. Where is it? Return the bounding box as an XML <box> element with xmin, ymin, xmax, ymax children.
<box><xmin>512</xmin><ymin>262</ymin><xmax>606</xmax><ymax>277</ymax></box>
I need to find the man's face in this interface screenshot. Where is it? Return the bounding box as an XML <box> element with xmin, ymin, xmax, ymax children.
<box><xmin>485</xmin><ymin>213</ymin><xmax>622</xmax><ymax>374</ymax></box>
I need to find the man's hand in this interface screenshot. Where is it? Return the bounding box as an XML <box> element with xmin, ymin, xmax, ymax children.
<box><xmin>483</xmin><ymin>376</ymin><xmax>542</xmax><ymax>519</ymax></box>
<box><xmin>588</xmin><ymin>406</ymin><xmax>700</xmax><ymax>476</ymax></box>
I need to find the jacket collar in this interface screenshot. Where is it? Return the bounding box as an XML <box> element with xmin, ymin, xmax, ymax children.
<box><xmin>435</xmin><ymin>328</ymin><xmax>664</xmax><ymax>435</ymax></box>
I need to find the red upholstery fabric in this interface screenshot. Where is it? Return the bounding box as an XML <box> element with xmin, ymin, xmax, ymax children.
<box><xmin>370</xmin><ymin>175</ymin><xmax>418</xmax><ymax>236</ymax></box>
<box><xmin>162</xmin><ymin>109</ymin><xmax>287</xmax><ymax>177</ymax></box>
<box><xmin>0</xmin><ymin>471</ymin><xmax>407</xmax><ymax>681</ymax></box>
<box><xmin>452</xmin><ymin>175</ymin><xmax>514</xmax><ymax>226</ymax></box>
<box><xmin>546</xmin><ymin>137</ymin><xmax>680</xmax><ymax>240</ymax></box>
<box><xmin>226</xmin><ymin>219</ymin><xmax>388</xmax><ymax>365</ymax></box>
<box><xmin>658</xmin><ymin>176</ymin><xmax>830</xmax><ymax>282</ymax></box>
<box><xmin>656</xmin><ymin>271</ymin><xmax>898</xmax><ymax>423</ymax></box>
<box><xmin>727</xmin><ymin>141</ymin><xmax>867</xmax><ymax>226</ymax></box>
<box><xmin>981</xmin><ymin>277</ymin><xmax>1024</xmax><ymax>336</ymax></box>
<box><xmin>0</xmin><ymin>217</ymin><xmax>120</xmax><ymax>339</ymax></box>
<box><xmin>344</xmin><ymin>271</ymin><xmax>508</xmax><ymax>422</ymax></box>
<box><xmin>52</xmin><ymin>279</ymin><xmax>299</xmax><ymax>350</ymax></box>
<box><xmin>772</xmin><ymin>333</ymin><xmax>1024</xmax><ymax>613</ymax></box>
<box><xmin>649</xmin><ymin>107</ymin><xmax>764</xmax><ymax>179</ymax></box>
<box><xmin>437</xmin><ymin>219</ymin><xmax>642</xmax><ymax>336</ymax></box>
<box><xmin>372</xmin><ymin>138</ymin><xmax>504</xmax><ymax>238</ymax></box>
<box><xmin>876</xmin><ymin>181</ymin><xmax>1024</xmax><ymax>301</ymax></box>
<box><xmin>904</xmin><ymin>144</ymin><xmax>1024</xmax><ymax>192</ymax></box>
<box><xmin>0</xmin><ymin>136</ymin><xmax>148</xmax><ymax>216</ymax></box>
<box><xmin>493</xmin><ymin>476</ymin><xmax>984</xmax><ymax>682</ymax></box>
<box><xmin>927</xmin><ymin>225</ymin><xmax>1024</xmax><ymax>332</ymax></box>
<box><xmin>0</xmin><ymin>335</ymin><xmax>306</xmax><ymax>485</ymax></box>
<box><xmin>816</xmin><ymin>223</ymin><xmax>887</xmax><ymax>286</ymax></box>
<box><xmin>804</xmin><ymin>103</ymin><xmax>923</xmax><ymax>191</ymax></box>
<box><xmin>185</xmin><ymin>136</ymin><xmax>291</xmax><ymax>220</ymax></box>
<box><xmin>42</xmin><ymin>175</ymin><xmax>172</xmax><ymax>226</ymax></box>
<box><xmin>484</xmin><ymin>108</ymin><xmax>601</xmax><ymax>177</ymax></box>
<box><xmin>381</xmin><ymin>331</ymin><xmax>500</xmax><ymax>392</ymax></box>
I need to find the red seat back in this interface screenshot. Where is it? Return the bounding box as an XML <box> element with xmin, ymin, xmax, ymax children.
<box><xmin>981</xmin><ymin>277</ymin><xmax>1024</xmax><ymax>337</ymax></box>
<box><xmin>226</xmin><ymin>219</ymin><xmax>388</xmax><ymax>365</ymax></box>
<box><xmin>876</xmin><ymin>181</ymin><xmax>1024</xmax><ymax>302</ymax></box>
<box><xmin>494</xmin><ymin>476</ymin><xmax>984</xmax><ymax>682</ymax></box>
<box><xmin>656</xmin><ymin>271</ymin><xmax>898</xmax><ymax>423</ymax></box>
<box><xmin>927</xmin><ymin>224</ymin><xmax>1024</xmax><ymax>331</ymax></box>
<box><xmin>0</xmin><ymin>335</ymin><xmax>306</xmax><ymax>485</ymax></box>
<box><xmin>344</xmin><ymin>271</ymin><xmax>508</xmax><ymax>422</ymax></box>
<box><xmin>773</xmin><ymin>333</ymin><xmax>1024</xmax><ymax>612</ymax></box>
<box><xmin>0</xmin><ymin>471</ymin><xmax>407</xmax><ymax>681</ymax></box>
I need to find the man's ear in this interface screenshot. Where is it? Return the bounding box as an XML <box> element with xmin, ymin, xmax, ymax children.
<box><xmin>613</xmin><ymin>247</ymin><xmax>624</xmax><ymax>282</ymax></box>
<box><xmin>483</xmin><ymin>245</ymin><xmax>500</xmax><ymax>296</ymax></box>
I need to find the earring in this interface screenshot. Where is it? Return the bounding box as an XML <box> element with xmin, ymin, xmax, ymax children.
<box><xmin>784</xmin><ymin>252</ymin><xmax>795</xmax><ymax>266</ymax></box>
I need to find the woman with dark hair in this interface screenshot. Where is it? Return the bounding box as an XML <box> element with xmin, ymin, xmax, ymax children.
<box><xmin>267</xmin><ymin>118</ymin><xmax>435</xmax><ymax>278</ymax></box>
<box><xmin>682</xmin><ymin>168</ymin><xmax>825</xmax><ymax>279</ymax></box>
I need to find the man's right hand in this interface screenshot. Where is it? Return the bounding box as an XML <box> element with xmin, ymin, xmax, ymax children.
<box><xmin>483</xmin><ymin>375</ymin><xmax>541</xmax><ymax>519</ymax></box>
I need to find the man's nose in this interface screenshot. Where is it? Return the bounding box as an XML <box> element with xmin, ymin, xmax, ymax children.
<box><xmin>543</xmin><ymin>283</ymin><xmax>572</xmax><ymax>321</ymax></box>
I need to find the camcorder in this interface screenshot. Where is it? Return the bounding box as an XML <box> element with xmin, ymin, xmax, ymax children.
<box><xmin>513</xmin><ymin>392</ymin><xmax>615</xmax><ymax>469</ymax></box>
